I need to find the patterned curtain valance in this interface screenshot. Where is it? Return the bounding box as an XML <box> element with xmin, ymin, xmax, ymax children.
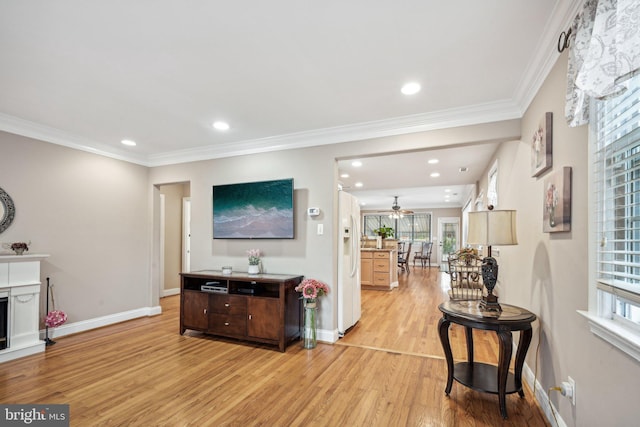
<box><xmin>565</xmin><ymin>0</ymin><xmax>640</xmax><ymax>127</ymax></box>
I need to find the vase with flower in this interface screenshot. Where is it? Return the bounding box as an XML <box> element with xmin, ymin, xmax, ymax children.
<box><xmin>246</xmin><ymin>248</ymin><xmax>261</xmax><ymax>275</ymax></box>
<box><xmin>295</xmin><ymin>278</ymin><xmax>330</xmax><ymax>349</ymax></box>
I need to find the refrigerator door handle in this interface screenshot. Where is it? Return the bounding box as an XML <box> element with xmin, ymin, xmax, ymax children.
<box><xmin>350</xmin><ymin>214</ymin><xmax>358</xmax><ymax>277</ymax></box>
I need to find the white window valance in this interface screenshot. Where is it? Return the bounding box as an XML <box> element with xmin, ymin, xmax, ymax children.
<box><xmin>565</xmin><ymin>0</ymin><xmax>640</xmax><ymax>127</ymax></box>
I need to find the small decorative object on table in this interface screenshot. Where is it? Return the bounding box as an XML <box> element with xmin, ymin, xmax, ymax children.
<box><xmin>295</xmin><ymin>278</ymin><xmax>330</xmax><ymax>349</ymax></box>
<box><xmin>456</xmin><ymin>247</ymin><xmax>478</xmax><ymax>265</ymax></box>
<box><xmin>10</xmin><ymin>241</ymin><xmax>29</xmax><ymax>255</ymax></box>
<box><xmin>246</xmin><ymin>248</ymin><xmax>261</xmax><ymax>275</ymax></box>
<box><xmin>222</xmin><ymin>266</ymin><xmax>232</xmax><ymax>275</ymax></box>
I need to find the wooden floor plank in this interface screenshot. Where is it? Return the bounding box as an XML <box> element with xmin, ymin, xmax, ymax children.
<box><xmin>0</xmin><ymin>266</ymin><xmax>548</xmax><ymax>426</ymax></box>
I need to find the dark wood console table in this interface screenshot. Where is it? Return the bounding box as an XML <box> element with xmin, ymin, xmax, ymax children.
<box><xmin>438</xmin><ymin>300</ymin><xmax>536</xmax><ymax>419</ymax></box>
<box><xmin>180</xmin><ymin>270</ymin><xmax>303</xmax><ymax>352</ymax></box>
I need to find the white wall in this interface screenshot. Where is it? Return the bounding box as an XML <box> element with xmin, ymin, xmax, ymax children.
<box><xmin>0</xmin><ymin>131</ymin><xmax>153</xmax><ymax>324</ymax></box>
<box><xmin>486</xmin><ymin>52</ymin><xmax>639</xmax><ymax>426</ymax></box>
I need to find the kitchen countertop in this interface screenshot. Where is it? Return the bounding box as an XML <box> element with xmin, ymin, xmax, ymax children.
<box><xmin>361</xmin><ymin>247</ymin><xmax>397</xmax><ymax>252</ymax></box>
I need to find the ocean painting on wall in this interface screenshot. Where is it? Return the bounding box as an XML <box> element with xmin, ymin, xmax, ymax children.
<box><xmin>213</xmin><ymin>178</ymin><xmax>294</xmax><ymax>239</ymax></box>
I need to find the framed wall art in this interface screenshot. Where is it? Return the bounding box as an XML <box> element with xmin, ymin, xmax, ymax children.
<box><xmin>531</xmin><ymin>112</ymin><xmax>553</xmax><ymax>177</ymax></box>
<box><xmin>543</xmin><ymin>166</ymin><xmax>571</xmax><ymax>233</ymax></box>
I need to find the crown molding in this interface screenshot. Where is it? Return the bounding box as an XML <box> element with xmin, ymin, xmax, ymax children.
<box><xmin>0</xmin><ymin>99</ymin><xmax>522</xmax><ymax>167</ymax></box>
<box><xmin>513</xmin><ymin>0</ymin><xmax>584</xmax><ymax>114</ymax></box>
<box><xmin>146</xmin><ymin>99</ymin><xmax>522</xmax><ymax>167</ymax></box>
<box><xmin>0</xmin><ymin>113</ymin><xmax>149</xmax><ymax>166</ymax></box>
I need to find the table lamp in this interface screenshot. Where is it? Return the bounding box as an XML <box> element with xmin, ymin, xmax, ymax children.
<box><xmin>467</xmin><ymin>206</ymin><xmax>518</xmax><ymax>311</ymax></box>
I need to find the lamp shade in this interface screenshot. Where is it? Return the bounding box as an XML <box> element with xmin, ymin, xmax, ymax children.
<box><xmin>467</xmin><ymin>210</ymin><xmax>518</xmax><ymax>246</ymax></box>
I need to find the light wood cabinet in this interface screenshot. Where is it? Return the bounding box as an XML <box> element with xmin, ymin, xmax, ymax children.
<box><xmin>361</xmin><ymin>252</ymin><xmax>373</xmax><ymax>285</ymax></box>
<box><xmin>360</xmin><ymin>249</ymin><xmax>398</xmax><ymax>290</ymax></box>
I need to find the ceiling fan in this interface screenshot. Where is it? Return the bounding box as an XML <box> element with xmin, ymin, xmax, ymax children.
<box><xmin>379</xmin><ymin>196</ymin><xmax>414</xmax><ymax>218</ymax></box>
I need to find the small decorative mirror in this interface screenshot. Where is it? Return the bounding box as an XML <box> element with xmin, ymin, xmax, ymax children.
<box><xmin>0</xmin><ymin>187</ymin><xmax>16</xmax><ymax>234</ymax></box>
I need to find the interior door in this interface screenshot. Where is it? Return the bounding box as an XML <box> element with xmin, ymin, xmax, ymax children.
<box><xmin>437</xmin><ymin>217</ymin><xmax>460</xmax><ymax>266</ymax></box>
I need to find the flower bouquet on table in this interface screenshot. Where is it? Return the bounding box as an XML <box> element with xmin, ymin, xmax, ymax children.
<box><xmin>247</xmin><ymin>248</ymin><xmax>262</xmax><ymax>265</ymax></box>
<box><xmin>246</xmin><ymin>249</ymin><xmax>262</xmax><ymax>274</ymax></box>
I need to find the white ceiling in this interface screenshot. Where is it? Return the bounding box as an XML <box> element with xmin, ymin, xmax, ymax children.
<box><xmin>338</xmin><ymin>141</ymin><xmax>501</xmax><ymax>210</ymax></box>
<box><xmin>0</xmin><ymin>1</ymin><xmax>580</xmax><ymax>208</ymax></box>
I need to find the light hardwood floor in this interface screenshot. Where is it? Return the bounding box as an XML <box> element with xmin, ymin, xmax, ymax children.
<box><xmin>0</xmin><ymin>267</ymin><xmax>548</xmax><ymax>426</ymax></box>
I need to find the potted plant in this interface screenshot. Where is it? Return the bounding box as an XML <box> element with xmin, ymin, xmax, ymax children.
<box><xmin>373</xmin><ymin>226</ymin><xmax>394</xmax><ymax>239</ymax></box>
<box><xmin>246</xmin><ymin>248</ymin><xmax>261</xmax><ymax>275</ymax></box>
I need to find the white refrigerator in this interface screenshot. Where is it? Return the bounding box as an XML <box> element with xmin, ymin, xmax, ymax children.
<box><xmin>337</xmin><ymin>190</ymin><xmax>361</xmax><ymax>335</ymax></box>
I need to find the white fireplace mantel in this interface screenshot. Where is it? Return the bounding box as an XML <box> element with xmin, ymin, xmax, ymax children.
<box><xmin>0</xmin><ymin>254</ymin><xmax>49</xmax><ymax>363</ymax></box>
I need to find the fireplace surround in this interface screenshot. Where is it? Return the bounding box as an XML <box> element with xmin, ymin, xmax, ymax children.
<box><xmin>0</xmin><ymin>254</ymin><xmax>49</xmax><ymax>362</ymax></box>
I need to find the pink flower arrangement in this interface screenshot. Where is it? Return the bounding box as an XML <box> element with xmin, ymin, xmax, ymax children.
<box><xmin>45</xmin><ymin>310</ymin><xmax>67</xmax><ymax>328</ymax></box>
<box><xmin>295</xmin><ymin>278</ymin><xmax>330</xmax><ymax>301</ymax></box>
<box><xmin>246</xmin><ymin>249</ymin><xmax>261</xmax><ymax>265</ymax></box>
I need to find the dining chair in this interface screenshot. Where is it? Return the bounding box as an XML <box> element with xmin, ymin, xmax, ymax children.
<box><xmin>413</xmin><ymin>242</ymin><xmax>433</xmax><ymax>268</ymax></box>
<box><xmin>398</xmin><ymin>242</ymin><xmax>412</xmax><ymax>272</ymax></box>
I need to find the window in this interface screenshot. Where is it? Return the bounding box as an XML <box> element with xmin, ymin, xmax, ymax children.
<box><xmin>487</xmin><ymin>161</ymin><xmax>498</xmax><ymax>208</ymax></box>
<box><xmin>586</xmin><ymin>73</ymin><xmax>640</xmax><ymax>361</ymax></box>
<box><xmin>363</xmin><ymin>213</ymin><xmax>431</xmax><ymax>242</ymax></box>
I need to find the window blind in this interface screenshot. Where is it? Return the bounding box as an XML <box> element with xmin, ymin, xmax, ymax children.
<box><xmin>595</xmin><ymin>75</ymin><xmax>640</xmax><ymax>305</ymax></box>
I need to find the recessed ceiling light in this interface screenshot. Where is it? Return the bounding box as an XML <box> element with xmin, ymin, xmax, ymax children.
<box><xmin>428</xmin><ymin>159</ymin><xmax>439</xmax><ymax>164</ymax></box>
<box><xmin>121</xmin><ymin>139</ymin><xmax>136</xmax><ymax>146</ymax></box>
<box><xmin>355</xmin><ymin>182</ymin><xmax>364</xmax><ymax>188</ymax></box>
<box><xmin>361</xmin><ymin>202</ymin><xmax>366</xmax><ymax>206</ymax></box>
<box><xmin>212</xmin><ymin>121</ymin><xmax>230</xmax><ymax>131</ymax></box>
<box><xmin>401</xmin><ymin>82</ymin><xmax>421</xmax><ymax>95</ymax></box>
<box><xmin>459</xmin><ymin>167</ymin><xmax>468</xmax><ymax>172</ymax></box>
<box><xmin>352</xmin><ymin>160</ymin><xmax>363</xmax><ymax>167</ymax></box>
<box><xmin>444</xmin><ymin>189</ymin><xmax>451</xmax><ymax>193</ymax></box>
<box><xmin>430</xmin><ymin>172</ymin><xmax>440</xmax><ymax>178</ymax></box>
<box><xmin>340</xmin><ymin>173</ymin><xmax>350</xmax><ymax>178</ymax></box>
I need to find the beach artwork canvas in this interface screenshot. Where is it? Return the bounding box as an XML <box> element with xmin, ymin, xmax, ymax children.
<box><xmin>543</xmin><ymin>167</ymin><xmax>571</xmax><ymax>233</ymax></box>
<box><xmin>532</xmin><ymin>112</ymin><xmax>553</xmax><ymax>177</ymax></box>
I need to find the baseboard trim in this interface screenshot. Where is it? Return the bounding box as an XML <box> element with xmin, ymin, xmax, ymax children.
<box><xmin>161</xmin><ymin>288</ymin><xmax>180</xmax><ymax>297</ymax></box>
<box><xmin>317</xmin><ymin>328</ymin><xmax>339</xmax><ymax>344</ymax></box>
<box><xmin>40</xmin><ymin>305</ymin><xmax>163</xmax><ymax>340</ymax></box>
<box><xmin>523</xmin><ymin>362</ymin><xmax>568</xmax><ymax>427</ymax></box>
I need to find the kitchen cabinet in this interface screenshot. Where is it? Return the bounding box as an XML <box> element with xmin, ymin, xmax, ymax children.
<box><xmin>360</xmin><ymin>249</ymin><xmax>398</xmax><ymax>290</ymax></box>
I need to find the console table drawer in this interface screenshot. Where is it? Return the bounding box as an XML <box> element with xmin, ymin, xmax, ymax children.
<box><xmin>373</xmin><ymin>252</ymin><xmax>388</xmax><ymax>259</ymax></box>
<box><xmin>210</xmin><ymin>314</ymin><xmax>246</xmax><ymax>335</ymax></box>
<box><xmin>210</xmin><ymin>295</ymin><xmax>247</xmax><ymax>315</ymax></box>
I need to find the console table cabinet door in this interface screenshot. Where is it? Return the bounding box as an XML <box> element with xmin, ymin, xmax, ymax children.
<box><xmin>247</xmin><ymin>298</ymin><xmax>280</xmax><ymax>341</ymax></box>
<box><xmin>182</xmin><ymin>290</ymin><xmax>209</xmax><ymax>331</ymax></box>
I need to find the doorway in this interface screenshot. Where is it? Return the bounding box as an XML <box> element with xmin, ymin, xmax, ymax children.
<box><xmin>158</xmin><ymin>182</ymin><xmax>191</xmax><ymax>298</ymax></box>
<box><xmin>437</xmin><ymin>217</ymin><xmax>460</xmax><ymax>267</ymax></box>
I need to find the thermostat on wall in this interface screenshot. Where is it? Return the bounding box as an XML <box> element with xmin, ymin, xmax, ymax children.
<box><xmin>308</xmin><ymin>207</ymin><xmax>320</xmax><ymax>217</ymax></box>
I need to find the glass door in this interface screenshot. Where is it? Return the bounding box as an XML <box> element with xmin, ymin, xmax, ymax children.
<box><xmin>437</xmin><ymin>217</ymin><xmax>460</xmax><ymax>267</ymax></box>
